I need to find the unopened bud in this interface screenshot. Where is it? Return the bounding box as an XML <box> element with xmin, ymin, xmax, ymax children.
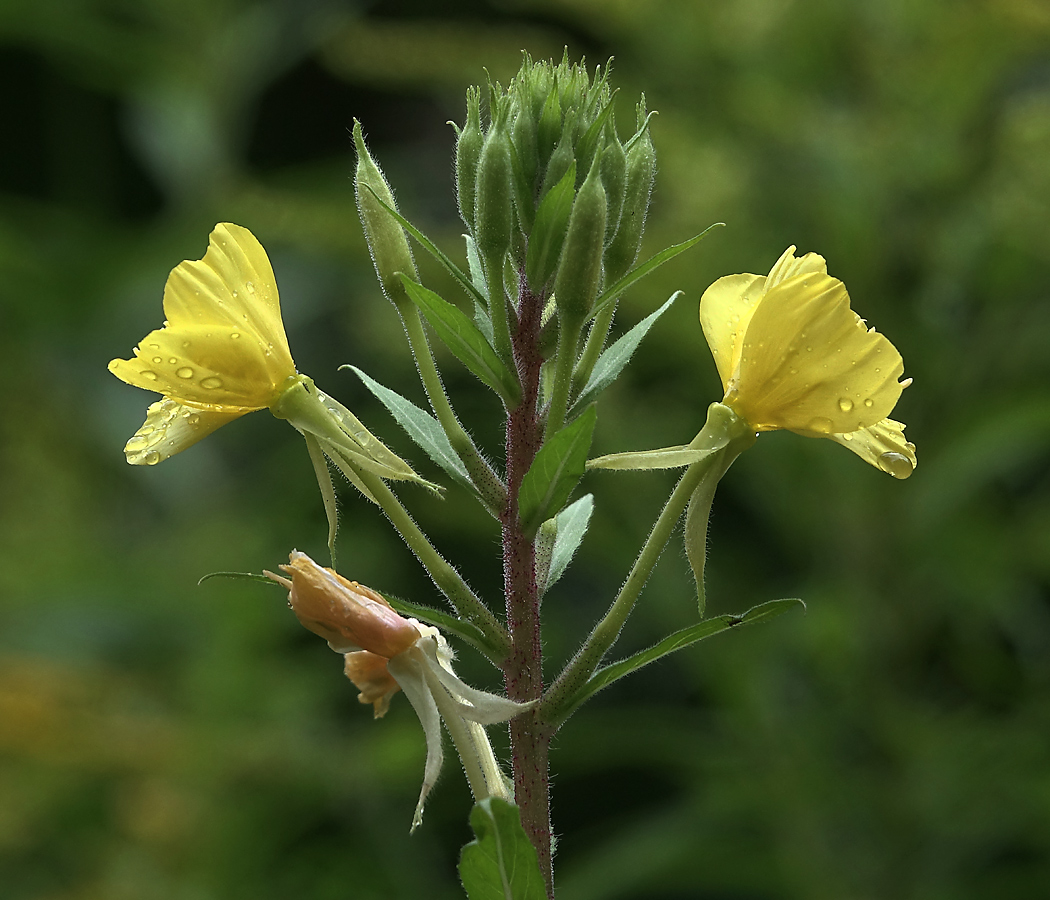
<box><xmin>268</xmin><ymin>551</ymin><xmax>420</xmax><ymax>658</ymax></box>
<box><xmin>604</xmin><ymin>103</ymin><xmax>656</xmax><ymax>283</ymax></box>
<box><xmin>455</xmin><ymin>88</ymin><xmax>484</xmax><ymax>232</ymax></box>
<box><xmin>555</xmin><ymin>153</ymin><xmax>607</xmax><ymax>326</ymax></box>
<box><xmin>473</xmin><ymin>107</ymin><xmax>514</xmax><ymax>269</ymax></box>
<box><xmin>353</xmin><ymin>120</ymin><xmax>417</xmax><ymax>311</ymax></box>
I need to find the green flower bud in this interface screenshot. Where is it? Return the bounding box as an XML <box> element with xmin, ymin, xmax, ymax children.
<box><xmin>600</xmin><ymin>129</ymin><xmax>627</xmax><ymax>245</ymax></box>
<box><xmin>511</xmin><ymin>104</ymin><xmax>539</xmax><ymax>235</ymax></box>
<box><xmin>473</xmin><ymin>106</ymin><xmax>515</xmax><ymax>273</ymax></box>
<box><xmin>455</xmin><ymin>87</ymin><xmax>484</xmax><ymax>232</ymax></box>
<box><xmin>604</xmin><ymin>103</ymin><xmax>656</xmax><ymax>283</ymax></box>
<box><xmin>539</xmin><ymin>113</ymin><xmax>577</xmax><ymax>202</ymax></box>
<box><xmin>536</xmin><ymin>84</ymin><xmax>562</xmax><ymax>170</ymax></box>
<box><xmin>353</xmin><ymin>120</ymin><xmax>417</xmax><ymax>311</ymax></box>
<box><xmin>554</xmin><ymin>153</ymin><xmax>606</xmax><ymax>326</ymax></box>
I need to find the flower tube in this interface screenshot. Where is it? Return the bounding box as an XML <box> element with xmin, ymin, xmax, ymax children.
<box><xmin>267</xmin><ymin>551</ymin><xmax>528</xmax><ymax>830</ymax></box>
<box><xmin>699</xmin><ymin>246</ymin><xmax>916</xmax><ymax>477</ymax></box>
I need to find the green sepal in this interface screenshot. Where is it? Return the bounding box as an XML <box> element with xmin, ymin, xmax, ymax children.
<box><xmin>589</xmin><ymin>224</ymin><xmax>724</xmax><ymax>322</ymax></box>
<box><xmin>525</xmin><ymin>160</ymin><xmax>576</xmax><ymax>292</ymax></box>
<box><xmin>587</xmin><ymin>445</ymin><xmax>720</xmax><ymax>471</ymax></box>
<box><xmin>197</xmin><ymin>571</ymin><xmax>283</xmax><ymax>588</ymax></box>
<box><xmin>550</xmin><ymin>598</ymin><xmax>806</xmax><ymax>724</ymax></box>
<box><xmin>569</xmin><ymin>291</ymin><xmax>680</xmax><ymax>419</ymax></box>
<box><xmin>303</xmin><ymin>432</ymin><xmax>339</xmax><ymax>565</ymax></box>
<box><xmin>518</xmin><ymin>405</ymin><xmax>596</xmax><ymax>537</ymax></box>
<box><xmin>399</xmin><ymin>275</ymin><xmax>521</xmax><ymax>407</ymax></box>
<box><xmin>545</xmin><ymin>492</ymin><xmax>593</xmax><ymax>592</ymax></box>
<box><xmin>459</xmin><ymin>797</ymin><xmax>547</xmax><ymax>900</ymax></box>
<box><xmin>382</xmin><ymin>592</ymin><xmax>505</xmax><ymax>663</ymax></box>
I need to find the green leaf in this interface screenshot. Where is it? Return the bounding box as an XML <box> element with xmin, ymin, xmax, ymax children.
<box><xmin>303</xmin><ymin>433</ymin><xmax>339</xmax><ymax>566</ymax></box>
<box><xmin>518</xmin><ymin>406</ymin><xmax>596</xmax><ymax>536</ymax></box>
<box><xmin>197</xmin><ymin>571</ymin><xmax>283</xmax><ymax>588</ymax></box>
<box><xmin>465</xmin><ymin>235</ymin><xmax>496</xmax><ymax>343</ymax></box>
<box><xmin>569</xmin><ymin>292</ymin><xmax>679</xmax><ymax>418</ymax></box>
<box><xmin>556</xmin><ymin>598</ymin><xmax>805</xmax><ymax>722</ymax></box>
<box><xmin>364</xmin><ymin>184</ymin><xmax>487</xmax><ymax>308</ymax></box>
<box><xmin>586</xmin><ymin>445</ymin><xmax>720</xmax><ymax>471</ymax></box>
<box><xmin>525</xmin><ymin>160</ymin><xmax>576</xmax><ymax>290</ymax></box>
<box><xmin>588</xmin><ymin>223</ymin><xmax>723</xmax><ymax>322</ymax></box>
<box><xmin>545</xmin><ymin>493</ymin><xmax>594</xmax><ymax>591</ymax></box>
<box><xmin>400</xmin><ymin>275</ymin><xmax>521</xmax><ymax>406</ymax></box>
<box><xmin>345</xmin><ymin>365</ymin><xmax>476</xmax><ymax>495</ymax></box>
<box><xmin>459</xmin><ymin>797</ymin><xmax>547</xmax><ymax>900</ymax></box>
<box><xmin>382</xmin><ymin>592</ymin><xmax>503</xmax><ymax>662</ymax></box>
<box><xmin>684</xmin><ymin>446</ymin><xmax>735</xmax><ymax>616</ymax></box>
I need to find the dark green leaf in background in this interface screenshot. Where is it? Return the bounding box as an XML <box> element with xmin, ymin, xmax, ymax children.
<box><xmin>459</xmin><ymin>797</ymin><xmax>547</xmax><ymax>900</ymax></box>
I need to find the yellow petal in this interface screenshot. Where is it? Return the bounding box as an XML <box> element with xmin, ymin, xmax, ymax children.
<box><xmin>108</xmin><ymin>323</ymin><xmax>288</xmax><ymax>410</ymax></box>
<box><xmin>162</xmin><ymin>223</ymin><xmax>294</xmax><ymax>374</ymax></box>
<box><xmin>733</xmin><ymin>272</ymin><xmax>905</xmax><ymax>435</ymax></box>
<box><xmin>829</xmin><ymin>418</ymin><xmax>916</xmax><ymax>478</ymax></box>
<box><xmin>764</xmin><ymin>245</ymin><xmax>828</xmax><ymax>289</ymax></box>
<box><xmin>699</xmin><ymin>273</ymin><xmax>766</xmax><ymax>390</ymax></box>
<box><xmin>123</xmin><ymin>399</ymin><xmax>243</xmax><ymax>465</ymax></box>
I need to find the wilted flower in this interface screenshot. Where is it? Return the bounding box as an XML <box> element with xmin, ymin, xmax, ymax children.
<box><xmin>108</xmin><ymin>223</ymin><xmax>298</xmax><ymax>465</ymax></box>
<box><xmin>267</xmin><ymin>551</ymin><xmax>526</xmax><ymax>829</ymax></box>
<box><xmin>700</xmin><ymin>246</ymin><xmax>916</xmax><ymax>478</ymax></box>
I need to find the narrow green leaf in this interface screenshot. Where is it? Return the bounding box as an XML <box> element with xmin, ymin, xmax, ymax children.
<box><xmin>588</xmin><ymin>224</ymin><xmax>724</xmax><ymax>322</ymax></box>
<box><xmin>518</xmin><ymin>406</ymin><xmax>597</xmax><ymax>536</ymax></box>
<box><xmin>382</xmin><ymin>592</ymin><xmax>503</xmax><ymax>662</ymax></box>
<box><xmin>586</xmin><ymin>445</ymin><xmax>720</xmax><ymax>471</ymax></box>
<box><xmin>400</xmin><ymin>275</ymin><xmax>521</xmax><ymax>406</ymax></box>
<box><xmin>197</xmin><ymin>571</ymin><xmax>283</xmax><ymax>588</ymax></box>
<box><xmin>545</xmin><ymin>493</ymin><xmax>594</xmax><ymax>591</ymax></box>
<box><xmin>684</xmin><ymin>447</ymin><xmax>732</xmax><ymax>617</ymax></box>
<box><xmin>558</xmin><ymin>598</ymin><xmax>805</xmax><ymax>720</ymax></box>
<box><xmin>569</xmin><ymin>292</ymin><xmax>679</xmax><ymax>418</ymax></box>
<box><xmin>465</xmin><ymin>235</ymin><xmax>496</xmax><ymax>342</ymax></box>
<box><xmin>459</xmin><ymin>797</ymin><xmax>547</xmax><ymax>900</ymax></box>
<box><xmin>345</xmin><ymin>365</ymin><xmax>475</xmax><ymax>495</ymax></box>
<box><xmin>303</xmin><ymin>433</ymin><xmax>339</xmax><ymax>566</ymax></box>
<box><xmin>525</xmin><ymin>160</ymin><xmax>576</xmax><ymax>290</ymax></box>
<box><xmin>364</xmin><ymin>184</ymin><xmax>487</xmax><ymax>307</ymax></box>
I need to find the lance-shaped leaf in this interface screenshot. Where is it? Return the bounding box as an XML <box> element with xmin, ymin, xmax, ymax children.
<box><xmin>400</xmin><ymin>275</ymin><xmax>521</xmax><ymax>406</ymax></box>
<box><xmin>587</xmin><ymin>445</ymin><xmax>718</xmax><ymax>471</ymax></box>
<box><xmin>465</xmin><ymin>235</ymin><xmax>496</xmax><ymax>343</ymax></box>
<box><xmin>588</xmin><ymin>223</ymin><xmax>723</xmax><ymax>322</ymax></box>
<box><xmin>552</xmin><ymin>598</ymin><xmax>805</xmax><ymax>723</ymax></box>
<box><xmin>525</xmin><ymin>161</ymin><xmax>576</xmax><ymax>291</ymax></box>
<box><xmin>684</xmin><ymin>445</ymin><xmax>737</xmax><ymax>617</ymax></box>
<box><xmin>303</xmin><ymin>432</ymin><xmax>340</xmax><ymax>565</ymax></box>
<box><xmin>544</xmin><ymin>493</ymin><xmax>594</xmax><ymax>592</ymax></box>
<box><xmin>569</xmin><ymin>292</ymin><xmax>680</xmax><ymax>419</ymax></box>
<box><xmin>364</xmin><ymin>184</ymin><xmax>487</xmax><ymax>308</ymax></box>
<box><xmin>346</xmin><ymin>365</ymin><xmax>476</xmax><ymax>496</ymax></box>
<box><xmin>459</xmin><ymin>797</ymin><xmax>547</xmax><ymax>900</ymax></box>
<box><xmin>518</xmin><ymin>406</ymin><xmax>597</xmax><ymax>537</ymax></box>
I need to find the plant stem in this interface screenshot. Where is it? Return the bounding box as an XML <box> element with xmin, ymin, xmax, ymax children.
<box><xmin>501</xmin><ymin>269</ymin><xmax>555</xmax><ymax>896</ymax></box>
<box><xmin>400</xmin><ymin>307</ymin><xmax>508</xmax><ymax>515</ymax></box>
<box><xmin>354</xmin><ymin>467</ymin><xmax>510</xmax><ymax>659</ymax></box>
<box><xmin>540</xmin><ymin>411</ymin><xmax>754</xmax><ymax>723</ymax></box>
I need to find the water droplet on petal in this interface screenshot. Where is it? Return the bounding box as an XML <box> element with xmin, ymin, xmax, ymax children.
<box><xmin>807</xmin><ymin>416</ymin><xmax>835</xmax><ymax>434</ymax></box>
<box><xmin>182</xmin><ymin>341</ymin><xmax>191</xmax><ymax>349</ymax></box>
<box><xmin>148</xmin><ymin>343</ymin><xmax>160</xmax><ymax>351</ymax></box>
<box><xmin>838</xmin><ymin>398</ymin><xmax>854</xmax><ymax>413</ymax></box>
<box><xmin>230</xmin><ymin>332</ymin><xmax>241</xmax><ymax>340</ymax></box>
<box><xmin>246</xmin><ymin>281</ymin><xmax>256</xmax><ymax>294</ymax></box>
<box><xmin>877</xmin><ymin>451</ymin><xmax>913</xmax><ymax>479</ymax></box>
<box><xmin>141</xmin><ymin>371</ymin><xmax>158</xmax><ymax>381</ymax></box>
<box><xmin>126</xmin><ymin>435</ymin><xmax>148</xmax><ymax>451</ymax></box>
<box><xmin>789</xmin><ymin>367</ymin><xmax>798</xmax><ymax>375</ymax></box>
<box><xmin>151</xmin><ymin>356</ymin><xmax>162</xmax><ymax>364</ymax></box>
<box><xmin>200</xmin><ymin>376</ymin><xmax>223</xmax><ymax>390</ymax></box>
<box><xmin>187</xmin><ymin>414</ymin><xmax>200</xmax><ymax>425</ymax></box>
<box><xmin>168</xmin><ymin>357</ymin><xmax>177</xmax><ymax>365</ymax></box>
<box><xmin>863</xmin><ymin>398</ymin><xmax>874</xmax><ymax>408</ymax></box>
<box><xmin>231</xmin><ymin>290</ymin><xmax>238</xmax><ymax>298</ymax></box>
<box><xmin>841</xmin><ymin>432</ymin><xmax>854</xmax><ymax>441</ymax></box>
<box><xmin>144</xmin><ymin>451</ymin><xmax>161</xmax><ymax>466</ymax></box>
<box><xmin>176</xmin><ymin>367</ymin><xmax>194</xmax><ymax>379</ymax></box>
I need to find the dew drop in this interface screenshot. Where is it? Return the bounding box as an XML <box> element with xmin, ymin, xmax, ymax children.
<box><xmin>838</xmin><ymin>398</ymin><xmax>854</xmax><ymax>413</ymax></box>
<box><xmin>246</xmin><ymin>281</ymin><xmax>256</xmax><ymax>294</ymax></box>
<box><xmin>152</xmin><ymin>356</ymin><xmax>163</xmax><ymax>364</ymax></box>
<box><xmin>877</xmin><ymin>451</ymin><xmax>913</xmax><ymax>479</ymax></box>
<box><xmin>807</xmin><ymin>416</ymin><xmax>835</xmax><ymax>434</ymax></box>
<box><xmin>144</xmin><ymin>451</ymin><xmax>161</xmax><ymax>466</ymax></box>
<box><xmin>806</xmin><ymin>346</ymin><xmax>813</xmax><ymax>352</ymax></box>
<box><xmin>125</xmin><ymin>435</ymin><xmax>148</xmax><ymax>451</ymax></box>
<box><xmin>182</xmin><ymin>341</ymin><xmax>191</xmax><ymax>349</ymax></box>
<box><xmin>231</xmin><ymin>290</ymin><xmax>238</xmax><ymax>298</ymax></box>
<box><xmin>168</xmin><ymin>357</ymin><xmax>178</xmax><ymax>364</ymax></box>
<box><xmin>200</xmin><ymin>376</ymin><xmax>224</xmax><ymax>390</ymax></box>
<box><xmin>230</xmin><ymin>332</ymin><xmax>241</xmax><ymax>340</ymax></box>
<box><xmin>789</xmin><ymin>367</ymin><xmax>798</xmax><ymax>375</ymax></box>
<box><xmin>863</xmin><ymin>398</ymin><xmax>874</xmax><ymax>408</ymax></box>
<box><xmin>148</xmin><ymin>343</ymin><xmax>160</xmax><ymax>351</ymax></box>
<box><xmin>187</xmin><ymin>414</ymin><xmax>200</xmax><ymax>425</ymax></box>
<box><xmin>137</xmin><ymin>425</ymin><xmax>155</xmax><ymax>435</ymax></box>
<box><xmin>141</xmin><ymin>371</ymin><xmax>158</xmax><ymax>381</ymax></box>
<box><xmin>176</xmin><ymin>366</ymin><xmax>194</xmax><ymax>379</ymax></box>
<box><xmin>841</xmin><ymin>432</ymin><xmax>854</xmax><ymax>441</ymax></box>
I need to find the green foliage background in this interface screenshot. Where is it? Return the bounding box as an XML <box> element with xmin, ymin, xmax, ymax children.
<box><xmin>1</xmin><ymin>0</ymin><xmax>1049</xmax><ymax>897</ymax></box>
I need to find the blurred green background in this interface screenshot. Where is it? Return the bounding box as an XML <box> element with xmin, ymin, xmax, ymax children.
<box><xmin>2</xmin><ymin>0</ymin><xmax>1049</xmax><ymax>897</ymax></box>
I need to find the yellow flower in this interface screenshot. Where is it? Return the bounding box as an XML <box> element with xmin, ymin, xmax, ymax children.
<box><xmin>108</xmin><ymin>223</ymin><xmax>297</xmax><ymax>465</ymax></box>
<box><xmin>700</xmin><ymin>246</ymin><xmax>916</xmax><ymax>478</ymax></box>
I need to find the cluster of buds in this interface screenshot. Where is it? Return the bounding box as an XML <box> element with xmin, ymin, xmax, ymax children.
<box><xmin>266</xmin><ymin>552</ymin><xmax>528</xmax><ymax>830</ymax></box>
<box><xmin>455</xmin><ymin>54</ymin><xmax>656</xmax><ymax>329</ymax></box>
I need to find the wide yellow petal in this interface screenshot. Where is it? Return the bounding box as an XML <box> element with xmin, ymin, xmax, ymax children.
<box><xmin>732</xmin><ymin>272</ymin><xmax>905</xmax><ymax>435</ymax></box>
<box><xmin>108</xmin><ymin>323</ymin><xmax>289</xmax><ymax>410</ymax></box>
<box><xmin>828</xmin><ymin>418</ymin><xmax>916</xmax><ymax>478</ymax></box>
<box><xmin>161</xmin><ymin>223</ymin><xmax>295</xmax><ymax>375</ymax></box>
<box><xmin>699</xmin><ymin>273</ymin><xmax>765</xmax><ymax>390</ymax></box>
<box><xmin>123</xmin><ymin>399</ymin><xmax>243</xmax><ymax>465</ymax></box>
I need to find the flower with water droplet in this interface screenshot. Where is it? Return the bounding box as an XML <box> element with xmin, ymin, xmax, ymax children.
<box><xmin>266</xmin><ymin>551</ymin><xmax>527</xmax><ymax>830</ymax></box>
<box><xmin>108</xmin><ymin>223</ymin><xmax>298</xmax><ymax>465</ymax></box>
<box><xmin>700</xmin><ymin>246</ymin><xmax>916</xmax><ymax>477</ymax></box>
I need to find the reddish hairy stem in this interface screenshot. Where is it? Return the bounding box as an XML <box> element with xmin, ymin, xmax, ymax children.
<box><xmin>500</xmin><ymin>269</ymin><xmax>554</xmax><ymax>896</ymax></box>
